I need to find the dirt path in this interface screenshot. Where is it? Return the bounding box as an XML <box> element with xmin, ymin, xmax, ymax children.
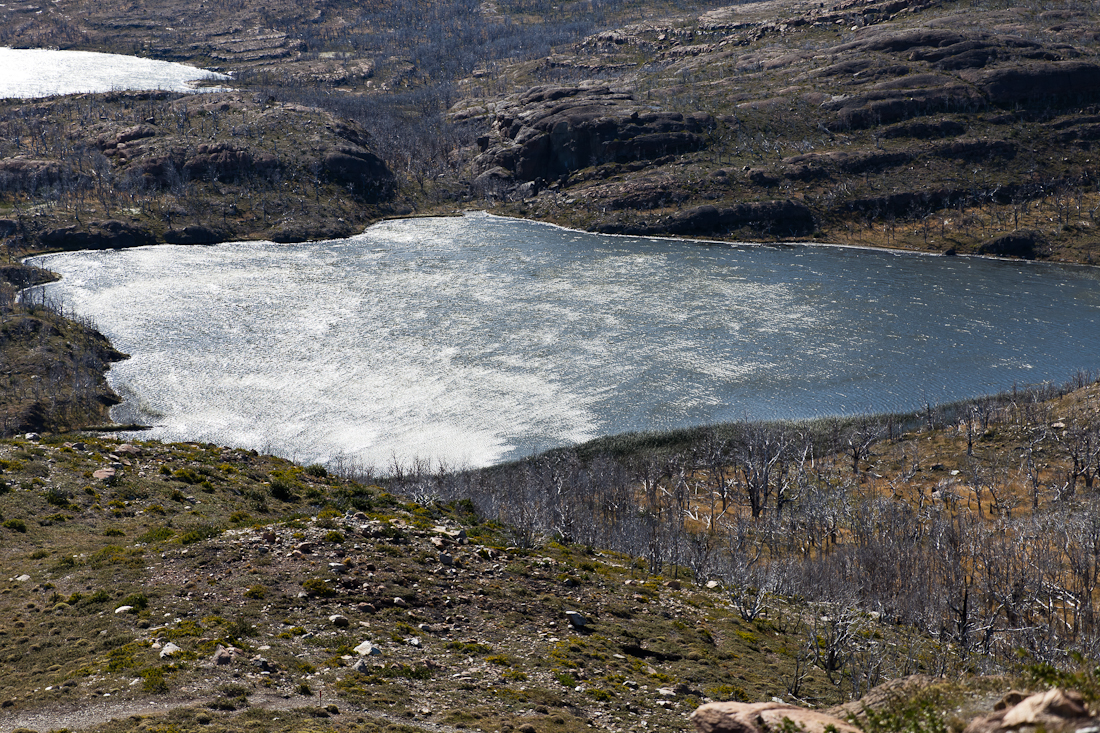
<box><xmin>0</xmin><ymin>693</ymin><xmax>459</xmax><ymax>733</ymax></box>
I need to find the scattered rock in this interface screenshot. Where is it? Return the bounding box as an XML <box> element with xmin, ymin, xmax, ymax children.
<box><xmin>159</xmin><ymin>642</ymin><xmax>182</xmax><ymax>658</ymax></box>
<box><xmin>566</xmin><ymin>610</ymin><xmax>588</xmax><ymax>628</ymax></box>
<box><xmin>353</xmin><ymin>640</ymin><xmax>381</xmax><ymax>656</ymax></box>
<box><xmin>329</xmin><ymin>614</ymin><xmax>350</xmax><ymax>628</ymax></box>
<box><xmin>113</xmin><ymin>605</ymin><xmax>134</xmax><ymax>614</ymax></box>
<box><xmin>213</xmin><ymin>644</ymin><xmax>235</xmax><ymax>665</ymax></box>
<box><xmin>93</xmin><ymin>468</ymin><xmax>117</xmax><ymax>480</ymax></box>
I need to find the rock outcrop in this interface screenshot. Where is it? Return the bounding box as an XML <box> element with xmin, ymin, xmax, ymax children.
<box><xmin>39</xmin><ymin>220</ymin><xmax>156</xmax><ymax>250</ymax></box>
<box><xmin>963</xmin><ymin>689</ymin><xmax>1095</xmax><ymax>733</ymax></box>
<box><xmin>462</xmin><ymin>85</ymin><xmax>713</xmax><ymax>181</ymax></box>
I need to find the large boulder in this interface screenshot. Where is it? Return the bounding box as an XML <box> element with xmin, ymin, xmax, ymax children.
<box><xmin>963</xmin><ymin>689</ymin><xmax>1094</xmax><ymax>733</ymax></box>
<box><xmin>692</xmin><ymin>701</ymin><xmax>862</xmax><ymax>733</ymax></box>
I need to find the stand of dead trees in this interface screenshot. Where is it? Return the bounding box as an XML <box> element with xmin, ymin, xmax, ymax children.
<box><xmin>377</xmin><ymin>373</ymin><xmax>1100</xmax><ymax>692</ymax></box>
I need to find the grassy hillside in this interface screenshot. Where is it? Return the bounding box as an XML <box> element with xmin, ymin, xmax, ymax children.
<box><xmin>3</xmin><ymin>374</ymin><xmax>1100</xmax><ymax>731</ymax></box>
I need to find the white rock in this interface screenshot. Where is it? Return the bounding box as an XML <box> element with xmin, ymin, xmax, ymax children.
<box><xmin>329</xmin><ymin>614</ymin><xmax>350</xmax><ymax>628</ymax></box>
<box><xmin>160</xmin><ymin>642</ymin><xmax>182</xmax><ymax>658</ymax></box>
<box><xmin>354</xmin><ymin>640</ymin><xmax>381</xmax><ymax>656</ymax></box>
<box><xmin>14</xmin><ymin>574</ymin><xmax>30</xmax><ymax>582</ymax></box>
<box><xmin>114</xmin><ymin>605</ymin><xmax>134</xmax><ymax>614</ymax></box>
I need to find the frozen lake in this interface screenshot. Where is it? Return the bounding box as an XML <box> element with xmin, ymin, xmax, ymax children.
<box><xmin>29</xmin><ymin>214</ymin><xmax>1100</xmax><ymax>469</ymax></box>
<box><xmin>0</xmin><ymin>47</ymin><xmax>228</xmax><ymax>98</ymax></box>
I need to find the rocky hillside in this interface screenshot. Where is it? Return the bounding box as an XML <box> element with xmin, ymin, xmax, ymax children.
<box><xmin>0</xmin><ymin>91</ymin><xmax>397</xmax><ymax>250</ymax></box>
<box><xmin>454</xmin><ymin>0</ymin><xmax>1100</xmax><ymax>260</ymax></box>
<box><xmin>3</xmin><ymin>0</ymin><xmax>1100</xmax><ymax>260</ymax></box>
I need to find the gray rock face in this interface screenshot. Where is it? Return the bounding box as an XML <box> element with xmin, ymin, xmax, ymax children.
<box><xmin>40</xmin><ymin>219</ymin><xmax>156</xmax><ymax>250</ymax></box>
<box><xmin>183</xmin><ymin>142</ymin><xmax>278</xmax><ymax>181</ymax></box>
<box><xmin>462</xmin><ymin>85</ymin><xmax>713</xmax><ymax>181</ymax></box>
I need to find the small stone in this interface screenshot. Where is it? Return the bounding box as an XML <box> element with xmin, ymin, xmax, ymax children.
<box><xmin>295</xmin><ymin>542</ymin><xmax>313</xmax><ymax>554</ymax></box>
<box><xmin>658</xmin><ymin>687</ymin><xmax>677</xmax><ymax>698</ymax></box>
<box><xmin>406</xmin><ymin>637</ymin><xmax>421</xmax><ymax>648</ymax></box>
<box><xmin>357</xmin><ymin>602</ymin><xmax>377</xmax><ymax>614</ymax></box>
<box><xmin>393</xmin><ymin>597</ymin><xmax>408</xmax><ymax>608</ymax></box>
<box><xmin>705</xmin><ymin>580</ymin><xmax>720</xmax><ymax>589</ymax></box>
<box><xmin>351</xmin><ymin>658</ymin><xmax>371</xmax><ymax>673</ymax></box>
<box><xmin>439</xmin><ymin>553</ymin><xmax>454</xmax><ymax>566</ymax></box>
<box><xmin>13</xmin><ymin>574</ymin><xmax>30</xmax><ymax>582</ymax></box>
<box><xmin>213</xmin><ymin>645</ymin><xmax>235</xmax><ymax>665</ymax></box>
<box><xmin>114</xmin><ymin>605</ymin><xmax>134</xmax><ymax>614</ymax></box>
<box><xmin>329</xmin><ymin>562</ymin><xmax>348</xmax><ymax>574</ymax></box>
<box><xmin>252</xmin><ymin>655</ymin><xmax>273</xmax><ymax>671</ymax></box>
<box><xmin>24</xmin><ymin>432</ymin><xmax>39</xmax><ymax>441</ymax></box>
<box><xmin>665</xmin><ymin>580</ymin><xmax>681</xmax><ymax>590</ymax></box>
<box><xmin>93</xmin><ymin>467</ymin><xmax>117</xmax><ymax>480</ymax></box>
<box><xmin>354</xmin><ymin>640</ymin><xmax>381</xmax><ymax>656</ymax></box>
<box><xmin>160</xmin><ymin>642</ymin><xmax>182</xmax><ymax>658</ymax></box>
<box><xmin>329</xmin><ymin>614</ymin><xmax>350</xmax><ymax>628</ymax></box>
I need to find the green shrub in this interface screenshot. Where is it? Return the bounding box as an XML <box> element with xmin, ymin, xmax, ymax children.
<box><xmin>324</xmin><ymin>530</ymin><xmax>345</xmax><ymax>543</ymax></box>
<box><xmin>305</xmin><ymin>464</ymin><xmax>328</xmax><ymax>478</ymax></box>
<box><xmin>178</xmin><ymin>524</ymin><xmax>221</xmax><ymax>545</ymax></box>
<box><xmin>121</xmin><ymin>593</ymin><xmax>149</xmax><ymax>611</ymax></box>
<box><xmin>103</xmin><ymin>528</ymin><xmax>125</xmax><ymax>537</ymax></box>
<box><xmin>270</xmin><ymin>477</ymin><xmax>297</xmax><ymax>502</ymax></box>
<box><xmin>137</xmin><ymin>526</ymin><xmax>175</xmax><ymax>544</ymax></box>
<box><xmin>554</xmin><ymin>671</ymin><xmax>576</xmax><ymax>687</ymax></box>
<box><xmin>302</xmin><ymin>578</ymin><xmax>336</xmax><ymax>598</ymax></box>
<box><xmin>140</xmin><ymin>666</ymin><xmax>170</xmax><ymax>694</ymax></box>
<box><xmin>3</xmin><ymin>518</ymin><xmax>27</xmax><ymax>533</ymax></box>
<box><xmin>172</xmin><ymin>468</ymin><xmax>203</xmax><ymax>484</ymax></box>
<box><xmin>244</xmin><ymin>585</ymin><xmax>266</xmax><ymax>600</ymax></box>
